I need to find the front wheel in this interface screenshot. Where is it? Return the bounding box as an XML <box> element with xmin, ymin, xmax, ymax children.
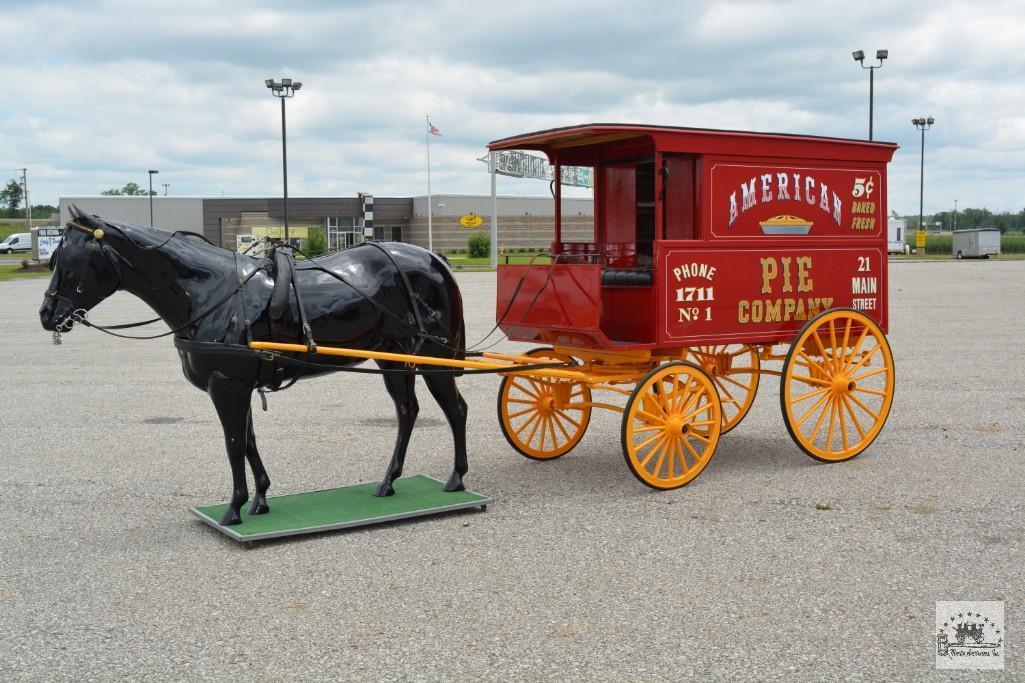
<box><xmin>622</xmin><ymin>362</ymin><xmax>722</xmax><ymax>490</ymax></box>
<box><xmin>780</xmin><ymin>308</ymin><xmax>894</xmax><ymax>462</ymax></box>
<box><xmin>497</xmin><ymin>348</ymin><xmax>591</xmax><ymax>460</ymax></box>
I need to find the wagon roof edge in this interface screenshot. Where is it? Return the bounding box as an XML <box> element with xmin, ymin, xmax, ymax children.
<box><xmin>488</xmin><ymin>123</ymin><xmax>899</xmax><ymax>155</ymax></box>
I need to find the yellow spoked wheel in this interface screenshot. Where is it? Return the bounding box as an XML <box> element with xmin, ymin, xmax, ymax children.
<box><xmin>497</xmin><ymin>348</ymin><xmax>592</xmax><ymax>460</ymax></box>
<box><xmin>781</xmin><ymin>308</ymin><xmax>895</xmax><ymax>462</ymax></box>
<box><xmin>684</xmin><ymin>345</ymin><xmax>760</xmax><ymax>434</ymax></box>
<box><xmin>622</xmin><ymin>362</ymin><xmax>722</xmax><ymax>490</ymax></box>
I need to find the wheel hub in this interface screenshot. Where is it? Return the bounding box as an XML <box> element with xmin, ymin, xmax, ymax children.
<box><xmin>665</xmin><ymin>415</ymin><xmax>689</xmax><ymax>438</ymax></box>
<box><xmin>831</xmin><ymin>375</ymin><xmax>855</xmax><ymax>394</ymax></box>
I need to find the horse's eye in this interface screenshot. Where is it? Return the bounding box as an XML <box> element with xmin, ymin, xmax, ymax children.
<box><xmin>76</xmin><ymin>283</ymin><xmax>83</xmax><ymax>294</ymax></box>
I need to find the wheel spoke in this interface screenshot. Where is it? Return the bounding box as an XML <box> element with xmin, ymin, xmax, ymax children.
<box><xmin>506</xmin><ymin>398</ymin><xmax>537</xmax><ymax>405</ymax></box>
<box><xmin>507</xmin><ymin>407</ymin><xmax>536</xmax><ymax>419</ymax></box>
<box><xmin>688</xmin><ymin>430</ymin><xmax>711</xmax><ymax>444</ymax></box>
<box><xmin>852</xmin><ymin>367</ymin><xmax>887</xmax><ymax>383</ymax></box>
<box><xmin>839</xmin><ymin>317</ymin><xmax>852</xmax><ymax>369</ymax></box>
<box><xmin>525</xmin><ymin>412</ymin><xmax>543</xmax><ymax>445</ymax></box>
<box><xmin>511</xmin><ymin>380</ymin><xmax>539</xmax><ymax>399</ymax></box>
<box><xmin>842</xmin><ymin>394</ymin><xmax>866</xmax><ymax>439</ymax></box>
<box><xmin>634</xmin><ymin>430</ymin><xmax>666</xmax><ymax>452</ymax></box>
<box><xmin>838</xmin><ymin>397</ymin><xmax>849</xmax><ymax>451</ymax></box>
<box><xmin>789</xmin><ymin>386</ymin><xmax>829</xmax><ymax>405</ymax></box>
<box><xmin>847</xmin><ymin>343</ymin><xmax>882</xmax><ymax>375</ymax></box>
<box><xmin>714</xmin><ymin>378</ymin><xmax>741</xmax><ymax>406</ymax></box>
<box><xmin>798</xmin><ymin>351</ymin><xmax>832</xmax><ymax>378</ymax></box>
<box><xmin>551</xmin><ymin>412</ymin><xmax>571</xmax><ymax>442</ymax></box>
<box><xmin>651</xmin><ymin>437</ymin><xmax>670</xmax><ymax>476</ymax></box>
<box><xmin>828</xmin><ymin>319</ymin><xmax>839</xmax><ymax>372</ymax></box>
<box><xmin>790</xmin><ymin>374</ymin><xmax>831</xmax><ymax>387</ymax></box>
<box><xmin>847</xmin><ymin>393</ymin><xmax>880</xmax><ymax>420</ymax></box>
<box><xmin>716</xmin><ymin>373</ymin><xmax>752</xmax><ymax>392</ymax></box>
<box><xmin>635</xmin><ymin>409</ymin><xmax>665</xmax><ymax>424</ymax></box>
<box><xmin>632</xmin><ymin>424</ymin><xmax>663</xmax><ymax>434</ymax></box>
<box><xmin>853</xmin><ymin>386</ymin><xmax>888</xmax><ymax>397</ymax></box>
<box><xmin>808</xmin><ymin>395</ymin><xmax>833</xmax><ymax>443</ymax></box>
<box><xmin>825</xmin><ymin>397</ymin><xmax>838</xmax><ymax>451</ymax></box>
<box><xmin>555</xmin><ymin>410</ymin><xmax>582</xmax><ymax>428</ymax></box>
<box><xmin>681</xmin><ymin>436</ymin><xmax>702</xmax><ymax>464</ymax></box>
<box><xmin>638</xmin><ymin>435</ymin><xmax>667</xmax><ymax>469</ymax></box>
<box><xmin>681</xmin><ymin>399</ymin><xmax>712</xmax><ymax>422</ymax></box>
<box><xmin>513</xmin><ymin>412</ymin><xmax>539</xmax><ymax>437</ymax></box>
<box><xmin>843</xmin><ymin>326</ymin><xmax>870</xmax><ymax>373</ymax></box>
<box><xmin>795</xmin><ymin>391</ymin><xmax>831</xmax><ymax>428</ymax></box>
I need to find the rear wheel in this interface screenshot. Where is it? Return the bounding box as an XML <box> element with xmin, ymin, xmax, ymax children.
<box><xmin>684</xmin><ymin>345</ymin><xmax>759</xmax><ymax>433</ymax></box>
<box><xmin>622</xmin><ymin>362</ymin><xmax>722</xmax><ymax>489</ymax></box>
<box><xmin>780</xmin><ymin>309</ymin><xmax>894</xmax><ymax>462</ymax></box>
<box><xmin>497</xmin><ymin>348</ymin><xmax>591</xmax><ymax>460</ymax></box>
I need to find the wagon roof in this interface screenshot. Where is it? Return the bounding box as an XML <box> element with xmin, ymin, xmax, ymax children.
<box><xmin>489</xmin><ymin>123</ymin><xmax>898</xmax><ymax>162</ymax></box>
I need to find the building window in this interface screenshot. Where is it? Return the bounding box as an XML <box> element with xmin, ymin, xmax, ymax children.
<box><xmin>326</xmin><ymin>216</ymin><xmax>364</xmax><ymax>251</ymax></box>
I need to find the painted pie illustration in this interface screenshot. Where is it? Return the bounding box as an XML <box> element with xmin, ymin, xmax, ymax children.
<box><xmin>759</xmin><ymin>214</ymin><xmax>813</xmax><ymax>235</ymax></box>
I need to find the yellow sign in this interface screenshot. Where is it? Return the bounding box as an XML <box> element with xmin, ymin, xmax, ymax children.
<box><xmin>459</xmin><ymin>214</ymin><xmax>483</xmax><ymax>228</ymax></box>
<box><xmin>916</xmin><ymin>229</ymin><xmax>927</xmax><ymax>249</ymax></box>
<box><xmin>253</xmin><ymin>226</ymin><xmax>311</xmax><ymax>239</ymax></box>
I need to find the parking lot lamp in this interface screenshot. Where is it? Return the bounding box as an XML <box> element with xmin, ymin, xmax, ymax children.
<box><xmin>853</xmin><ymin>49</ymin><xmax>887</xmax><ymax>140</ymax></box>
<box><xmin>265</xmin><ymin>78</ymin><xmax>303</xmax><ymax>244</ymax></box>
<box><xmin>912</xmin><ymin>117</ymin><xmax>934</xmax><ymax>247</ymax></box>
<box><xmin>148</xmin><ymin>170</ymin><xmax>159</xmax><ymax>226</ymax></box>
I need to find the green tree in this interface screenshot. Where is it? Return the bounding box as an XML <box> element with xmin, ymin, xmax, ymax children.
<box><xmin>305</xmin><ymin>227</ymin><xmax>327</xmax><ymax>257</ymax></box>
<box><xmin>468</xmin><ymin>231</ymin><xmax>490</xmax><ymax>258</ymax></box>
<box><xmin>100</xmin><ymin>182</ymin><xmax>155</xmax><ymax>196</ymax></box>
<box><xmin>1</xmin><ymin>179</ymin><xmax>23</xmax><ymax>212</ymax></box>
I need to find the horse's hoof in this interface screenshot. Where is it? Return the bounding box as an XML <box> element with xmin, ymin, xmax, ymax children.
<box><xmin>443</xmin><ymin>473</ymin><xmax>465</xmax><ymax>492</ymax></box>
<box><xmin>374</xmin><ymin>482</ymin><xmax>395</xmax><ymax>497</ymax></box>
<box><xmin>249</xmin><ymin>499</ymin><xmax>270</xmax><ymax>515</ymax></box>
<box><xmin>219</xmin><ymin>509</ymin><xmax>243</xmax><ymax>526</ymax></box>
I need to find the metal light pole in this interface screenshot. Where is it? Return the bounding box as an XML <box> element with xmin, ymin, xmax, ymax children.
<box><xmin>162</xmin><ymin>183</ymin><xmax>170</xmax><ymax>196</ymax></box>
<box><xmin>852</xmin><ymin>49</ymin><xmax>887</xmax><ymax>140</ymax></box>
<box><xmin>954</xmin><ymin>199</ymin><xmax>958</xmax><ymax>231</ymax></box>
<box><xmin>148</xmin><ymin>169</ymin><xmax>159</xmax><ymax>226</ymax></box>
<box><xmin>912</xmin><ymin>116</ymin><xmax>935</xmax><ymax>250</ymax></box>
<box><xmin>17</xmin><ymin>168</ymin><xmax>31</xmax><ymax>230</ymax></box>
<box><xmin>265</xmin><ymin>78</ymin><xmax>302</xmax><ymax>245</ymax></box>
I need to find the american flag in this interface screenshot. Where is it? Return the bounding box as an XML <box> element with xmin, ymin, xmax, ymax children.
<box><xmin>428</xmin><ymin>121</ymin><xmax>442</xmax><ymax>136</ymax></box>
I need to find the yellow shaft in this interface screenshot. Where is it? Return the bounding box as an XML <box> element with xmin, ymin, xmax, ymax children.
<box><xmin>248</xmin><ymin>341</ymin><xmax>589</xmax><ymax>381</ymax></box>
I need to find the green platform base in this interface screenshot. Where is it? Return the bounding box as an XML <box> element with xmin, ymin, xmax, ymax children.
<box><xmin>192</xmin><ymin>475</ymin><xmax>490</xmax><ymax>543</ymax></box>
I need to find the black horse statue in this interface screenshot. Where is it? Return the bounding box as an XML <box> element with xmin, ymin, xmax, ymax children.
<box><xmin>40</xmin><ymin>210</ymin><xmax>468</xmax><ymax>526</ymax></box>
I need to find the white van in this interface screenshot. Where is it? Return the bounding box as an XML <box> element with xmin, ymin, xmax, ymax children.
<box><xmin>0</xmin><ymin>232</ymin><xmax>31</xmax><ymax>254</ymax></box>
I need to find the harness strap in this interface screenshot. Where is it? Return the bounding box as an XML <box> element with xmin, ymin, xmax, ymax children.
<box><xmin>362</xmin><ymin>241</ymin><xmax>428</xmax><ymax>355</ymax></box>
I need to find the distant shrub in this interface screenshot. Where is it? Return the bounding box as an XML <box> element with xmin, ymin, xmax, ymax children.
<box><xmin>468</xmin><ymin>232</ymin><xmax>490</xmax><ymax>258</ymax></box>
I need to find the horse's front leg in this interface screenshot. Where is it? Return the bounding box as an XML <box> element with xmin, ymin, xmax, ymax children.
<box><xmin>207</xmin><ymin>371</ymin><xmax>254</xmax><ymax>525</ymax></box>
<box><xmin>245</xmin><ymin>413</ymin><xmax>271</xmax><ymax>515</ymax></box>
<box><xmin>374</xmin><ymin>365</ymin><xmax>418</xmax><ymax>497</ymax></box>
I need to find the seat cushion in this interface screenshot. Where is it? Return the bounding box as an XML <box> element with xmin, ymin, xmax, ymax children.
<box><xmin>601</xmin><ymin>268</ymin><xmax>653</xmax><ymax>286</ymax></box>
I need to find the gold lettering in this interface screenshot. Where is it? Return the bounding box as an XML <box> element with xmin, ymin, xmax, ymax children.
<box><xmin>780</xmin><ymin>257</ymin><xmax>793</xmax><ymax>293</ymax></box>
<box><xmin>765</xmin><ymin>299</ymin><xmax>782</xmax><ymax>323</ymax></box>
<box><xmin>796</xmin><ymin>256</ymin><xmax>813</xmax><ymax>293</ymax></box>
<box><xmin>760</xmin><ymin>257</ymin><xmax>778</xmax><ymax>295</ymax></box>
<box><xmin>738</xmin><ymin>300</ymin><xmax>749</xmax><ymax>323</ymax></box>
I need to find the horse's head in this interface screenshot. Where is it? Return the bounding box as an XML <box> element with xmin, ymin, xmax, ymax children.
<box><xmin>39</xmin><ymin>216</ymin><xmax>122</xmax><ymax>334</ymax></box>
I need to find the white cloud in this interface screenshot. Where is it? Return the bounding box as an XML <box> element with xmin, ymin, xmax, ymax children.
<box><xmin>0</xmin><ymin>0</ymin><xmax>1022</xmax><ymax>215</ymax></box>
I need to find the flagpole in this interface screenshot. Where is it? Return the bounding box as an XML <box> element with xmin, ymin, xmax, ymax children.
<box><xmin>426</xmin><ymin>115</ymin><xmax>433</xmax><ymax>252</ymax></box>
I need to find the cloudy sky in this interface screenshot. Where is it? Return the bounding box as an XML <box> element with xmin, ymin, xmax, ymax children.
<box><xmin>2</xmin><ymin>0</ymin><xmax>1023</xmax><ymax>215</ymax></box>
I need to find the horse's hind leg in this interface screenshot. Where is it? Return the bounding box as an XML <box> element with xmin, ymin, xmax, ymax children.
<box><xmin>245</xmin><ymin>413</ymin><xmax>271</xmax><ymax>515</ymax></box>
<box><xmin>207</xmin><ymin>371</ymin><xmax>253</xmax><ymax>526</ymax></box>
<box><xmin>424</xmin><ymin>373</ymin><xmax>468</xmax><ymax>492</ymax></box>
<box><xmin>374</xmin><ymin>365</ymin><xmax>419</xmax><ymax>497</ymax></box>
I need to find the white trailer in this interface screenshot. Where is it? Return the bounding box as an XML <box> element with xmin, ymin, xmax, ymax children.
<box><xmin>887</xmin><ymin>217</ymin><xmax>910</xmax><ymax>254</ymax></box>
<box><xmin>953</xmin><ymin>228</ymin><xmax>1001</xmax><ymax>259</ymax></box>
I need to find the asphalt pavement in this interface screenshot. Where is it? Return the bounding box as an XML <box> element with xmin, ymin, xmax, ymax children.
<box><xmin>1</xmin><ymin>260</ymin><xmax>1023</xmax><ymax>681</ymax></box>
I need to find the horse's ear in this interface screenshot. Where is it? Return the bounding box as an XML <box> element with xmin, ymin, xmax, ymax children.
<box><xmin>69</xmin><ymin>204</ymin><xmax>82</xmax><ymax>219</ymax></box>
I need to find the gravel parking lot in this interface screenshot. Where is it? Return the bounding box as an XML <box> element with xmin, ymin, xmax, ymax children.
<box><xmin>1</xmin><ymin>260</ymin><xmax>1023</xmax><ymax>681</ymax></box>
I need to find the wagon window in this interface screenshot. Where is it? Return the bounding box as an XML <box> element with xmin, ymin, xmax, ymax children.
<box><xmin>662</xmin><ymin>154</ymin><xmax>698</xmax><ymax>240</ymax></box>
<box><xmin>599</xmin><ymin>159</ymin><xmax>655</xmax><ymax>266</ymax></box>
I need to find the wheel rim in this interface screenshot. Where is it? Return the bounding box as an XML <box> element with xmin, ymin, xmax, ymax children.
<box><xmin>498</xmin><ymin>349</ymin><xmax>591</xmax><ymax>460</ymax></box>
<box><xmin>781</xmin><ymin>309</ymin><xmax>894</xmax><ymax>462</ymax></box>
<box><xmin>684</xmin><ymin>345</ymin><xmax>759</xmax><ymax>433</ymax></box>
<box><xmin>622</xmin><ymin>363</ymin><xmax>722</xmax><ymax>489</ymax></box>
